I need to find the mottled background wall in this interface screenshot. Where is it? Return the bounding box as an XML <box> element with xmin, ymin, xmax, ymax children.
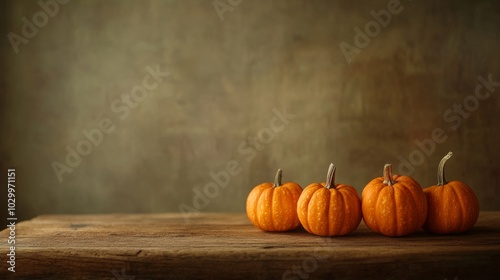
<box><xmin>1</xmin><ymin>0</ymin><xmax>499</xmax><ymax>226</ymax></box>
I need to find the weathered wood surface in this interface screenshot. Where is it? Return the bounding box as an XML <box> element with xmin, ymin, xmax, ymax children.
<box><xmin>1</xmin><ymin>212</ymin><xmax>500</xmax><ymax>279</ymax></box>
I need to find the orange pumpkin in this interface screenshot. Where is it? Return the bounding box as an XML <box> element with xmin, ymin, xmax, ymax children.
<box><xmin>423</xmin><ymin>152</ymin><xmax>480</xmax><ymax>234</ymax></box>
<box><xmin>246</xmin><ymin>169</ymin><xmax>302</xmax><ymax>231</ymax></box>
<box><xmin>297</xmin><ymin>164</ymin><xmax>362</xmax><ymax>236</ymax></box>
<box><xmin>362</xmin><ymin>164</ymin><xmax>427</xmax><ymax>237</ymax></box>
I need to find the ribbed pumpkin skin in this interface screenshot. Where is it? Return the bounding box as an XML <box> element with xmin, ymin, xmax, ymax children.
<box><xmin>423</xmin><ymin>181</ymin><xmax>479</xmax><ymax>234</ymax></box>
<box><xmin>362</xmin><ymin>174</ymin><xmax>428</xmax><ymax>237</ymax></box>
<box><xmin>297</xmin><ymin>183</ymin><xmax>362</xmax><ymax>236</ymax></box>
<box><xmin>246</xmin><ymin>182</ymin><xmax>302</xmax><ymax>231</ymax></box>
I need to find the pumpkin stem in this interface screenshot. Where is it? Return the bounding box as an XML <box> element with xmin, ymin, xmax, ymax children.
<box><xmin>383</xmin><ymin>164</ymin><xmax>394</xmax><ymax>186</ymax></box>
<box><xmin>437</xmin><ymin>152</ymin><xmax>453</xmax><ymax>186</ymax></box>
<box><xmin>325</xmin><ymin>163</ymin><xmax>336</xmax><ymax>189</ymax></box>
<box><xmin>273</xmin><ymin>169</ymin><xmax>282</xmax><ymax>187</ymax></box>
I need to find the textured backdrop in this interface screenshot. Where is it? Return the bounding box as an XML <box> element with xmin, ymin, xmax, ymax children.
<box><xmin>1</xmin><ymin>0</ymin><xmax>499</xmax><ymax>225</ymax></box>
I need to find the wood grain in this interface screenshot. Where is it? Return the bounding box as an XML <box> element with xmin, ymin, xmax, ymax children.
<box><xmin>1</xmin><ymin>212</ymin><xmax>500</xmax><ymax>279</ymax></box>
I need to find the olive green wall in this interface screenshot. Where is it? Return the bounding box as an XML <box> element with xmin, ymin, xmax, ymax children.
<box><xmin>1</xmin><ymin>0</ymin><xmax>499</xmax><ymax>224</ymax></box>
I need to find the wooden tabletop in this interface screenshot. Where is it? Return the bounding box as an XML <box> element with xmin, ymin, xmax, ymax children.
<box><xmin>1</xmin><ymin>212</ymin><xmax>499</xmax><ymax>279</ymax></box>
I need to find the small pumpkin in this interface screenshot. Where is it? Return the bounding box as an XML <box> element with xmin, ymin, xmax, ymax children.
<box><xmin>246</xmin><ymin>169</ymin><xmax>302</xmax><ymax>231</ymax></box>
<box><xmin>297</xmin><ymin>164</ymin><xmax>362</xmax><ymax>236</ymax></box>
<box><xmin>423</xmin><ymin>152</ymin><xmax>480</xmax><ymax>234</ymax></box>
<box><xmin>362</xmin><ymin>164</ymin><xmax>427</xmax><ymax>237</ymax></box>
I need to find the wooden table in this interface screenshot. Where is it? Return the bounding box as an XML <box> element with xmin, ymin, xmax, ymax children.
<box><xmin>1</xmin><ymin>212</ymin><xmax>499</xmax><ymax>279</ymax></box>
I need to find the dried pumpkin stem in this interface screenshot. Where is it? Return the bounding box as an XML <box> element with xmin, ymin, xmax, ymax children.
<box><xmin>273</xmin><ymin>169</ymin><xmax>282</xmax><ymax>187</ymax></box>
<box><xmin>437</xmin><ymin>152</ymin><xmax>453</xmax><ymax>186</ymax></box>
<box><xmin>383</xmin><ymin>164</ymin><xmax>394</xmax><ymax>186</ymax></box>
<box><xmin>325</xmin><ymin>163</ymin><xmax>336</xmax><ymax>189</ymax></box>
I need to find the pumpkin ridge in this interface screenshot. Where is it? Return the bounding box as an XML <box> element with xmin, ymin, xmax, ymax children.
<box><xmin>439</xmin><ymin>184</ymin><xmax>449</xmax><ymax>232</ymax></box>
<box><xmin>306</xmin><ymin>189</ymin><xmax>318</xmax><ymax>234</ymax></box>
<box><xmin>388</xmin><ymin>186</ymin><xmax>397</xmax><ymax>236</ymax></box>
<box><xmin>282</xmin><ymin>186</ymin><xmax>294</xmax><ymax>230</ymax></box>
<box><xmin>375</xmin><ymin>186</ymin><xmax>393</xmax><ymax>236</ymax></box>
<box><xmin>299</xmin><ymin>184</ymin><xmax>321</xmax><ymax>233</ymax></box>
<box><xmin>461</xmin><ymin>183</ymin><xmax>480</xmax><ymax>230</ymax></box>
<box><xmin>399</xmin><ymin>183</ymin><xmax>418</xmax><ymax>235</ymax></box>
<box><xmin>435</xmin><ymin>185</ymin><xmax>446</xmax><ymax>232</ymax></box>
<box><xmin>342</xmin><ymin>188</ymin><xmax>359</xmax><ymax>234</ymax></box>
<box><xmin>254</xmin><ymin>189</ymin><xmax>265</xmax><ymax>228</ymax></box>
<box><xmin>256</xmin><ymin>188</ymin><xmax>268</xmax><ymax>230</ymax></box>
<box><xmin>286</xmin><ymin>184</ymin><xmax>300</xmax><ymax>202</ymax></box>
<box><xmin>440</xmin><ymin>184</ymin><xmax>453</xmax><ymax>232</ymax></box>
<box><xmin>372</xmin><ymin>185</ymin><xmax>385</xmax><ymax>234</ymax></box>
<box><xmin>338</xmin><ymin>187</ymin><xmax>347</xmax><ymax>235</ymax></box>
<box><xmin>251</xmin><ymin>185</ymin><xmax>265</xmax><ymax>229</ymax></box>
<box><xmin>255</xmin><ymin>187</ymin><xmax>268</xmax><ymax>231</ymax></box>
<box><xmin>301</xmin><ymin>188</ymin><xmax>311</xmax><ymax>232</ymax></box>
<box><xmin>449</xmin><ymin>183</ymin><xmax>465</xmax><ymax>232</ymax></box>
<box><xmin>280</xmin><ymin>186</ymin><xmax>290</xmax><ymax>231</ymax></box>
<box><xmin>325</xmin><ymin>188</ymin><xmax>331</xmax><ymax>236</ymax></box>
<box><xmin>269</xmin><ymin>186</ymin><xmax>275</xmax><ymax>231</ymax></box>
<box><xmin>403</xmin><ymin>183</ymin><xmax>420</xmax><ymax>232</ymax></box>
<box><xmin>286</xmin><ymin>186</ymin><xmax>297</xmax><ymax>230</ymax></box>
<box><xmin>310</xmin><ymin>187</ymin><xmax>329</xmax><ymax>235</ymax></box>
<box><xmin>284</xmin><ymin>185</ymin><xmax>295</xmax><ymax>227</ymax></box>
<box><xmin>393</xmin><ymin>185</ymin><xmax>401</xmax><ymax>236</ymax></box>
<box><xmin>246</xmin><ymin>184</ymin><xmax>260</xmax><ymax>225</ymax></box>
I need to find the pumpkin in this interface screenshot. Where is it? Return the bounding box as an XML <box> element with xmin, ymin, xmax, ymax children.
<box><xmin>246</xmin><ymin>169</ymin><xmax>302</xmax><ymax>231</ymax></box>
<box><xmin>362</xmin><ymin>164</ymin><xmax>427</xmax><ymax>237</ymax></box>
<box><xmin>297</xmin><ymin>164</ymin><xmax>362</xmax><ymax>236</ymax></box>
<box><xmin>423</xmin><ymin>152</ymin><xmax>480</xmax><ymax>234</ymax></box>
